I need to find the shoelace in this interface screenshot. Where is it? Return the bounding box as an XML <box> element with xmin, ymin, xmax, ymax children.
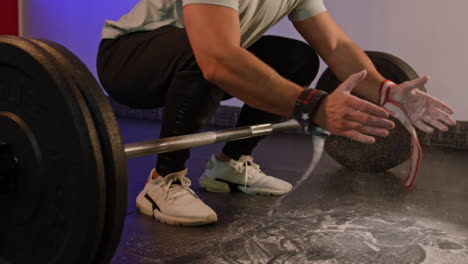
<box><xmin>162</xmin><ymin>173</ymin><xmax>199</xmax><ymax>200</ymax></box>
<box><xmin>231</xmin><ymin>156</ymin><xmax>264</xmax><ymax>189</ymax></box>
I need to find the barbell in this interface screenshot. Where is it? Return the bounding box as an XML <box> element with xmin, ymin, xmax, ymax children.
<box><xmin>0</xmin><ymin>36</ymin><xmax>421</xmax><ymax>263</ymax></box>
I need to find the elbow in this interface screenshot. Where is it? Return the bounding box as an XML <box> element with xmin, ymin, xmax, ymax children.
<box><xmin>199</xmin><ymin>61</ymin><xmax>219</xmax><ymax>84</ymax></box>
<box><xmin>196</xmin><ymin>47</ymin><xmax>238</xmax><ymax>84</ymax></box>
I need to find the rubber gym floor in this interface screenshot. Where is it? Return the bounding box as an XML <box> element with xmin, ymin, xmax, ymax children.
<box><xmin>110</xmin><ymin>118</ymin><xmax>468</xmax><ymax>264</ymax></box>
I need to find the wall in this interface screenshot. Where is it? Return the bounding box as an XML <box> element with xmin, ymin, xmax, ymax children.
<box><xmin>21</xmin><ymin>0</ymin><xmax>139</xmax><ymax>77</ymax></box>
<box><xmin>0</xmin><ymin>0</ymin><xmax>19</xmax><ymax>35</ymax></box>
<box><xmin>20</xmin><ymin>0</ymin><xmax>468</xmax><ymax>120</ymax></box>
<box><xmin>268</xmin><ymin>1</ymin><xmax>468</xmax><ymax>121</ymax></box>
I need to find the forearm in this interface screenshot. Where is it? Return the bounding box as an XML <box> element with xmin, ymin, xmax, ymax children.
<box><xmin>202</xmin><ymin>47</ymin><xmax>304</xmax><ymax>117</ymax></box>
<box><xmin>321</xmin><ymin>41</ymin><xmax>385</xmax><ymax>104</ymax></box>
<box><xmin>294</xmin><ymin>12</ymin><xmax>385</xmax><ymax>104</ymax></box>
<box><xmin>183</xmin><ymin>4</ymin><xmax>304</xmax><ymax>117</ymax></box>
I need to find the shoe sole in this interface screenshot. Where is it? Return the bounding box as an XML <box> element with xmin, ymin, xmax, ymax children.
<box><xmin>136</xmin><ymin>191</ymin><xmax>217</xmax><ymax>226</ymax></box>
<box><xmin>199</xmin><ymin>175</ymin><xmax>291</xmax><ymax>196</ymax></box>
<box><xmin>198</xmin><ymin>174</ymin><xmax>231</xmax><ymax>192</ymax></box>
<box><xmin>153</xmin><ymin>210</ymin><xmax>217</xmax><ymax>227</ymax></box>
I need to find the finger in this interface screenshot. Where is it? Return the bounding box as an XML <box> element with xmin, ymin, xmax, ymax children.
<box><xmin>424</xmin><ymin>92</ymin><xmax>455</xmax><ymax>114</ymax></box>
<box><xmin>423</xmin><ymin>115</ymin><xmax>449</xmax><ymax>132</ymax></box>
<box><xmin>348</xmin><ymin>96</ymin><xmax>390</xmax><ymax>118</ymax></box>
<box><xmin>414</xmin><ymin>120</ymin><xmax>435</xmax><ymax>134</ymax></box>
<box><xmin>341</xmin><ymin>130</ymin><xmax>375</xmax><ymax>144</ymax></box>
<box><xmin>353</xmin><ymin>123</ymin><xmax>390</xmax><ymax>137</ymax></box>
<box><xmin>341</xmin><ymin>120</ymin><xmax>390</xmax><ymax>137</ymax></box>
<box><xmin>337</xmin><ymin>70</ymin><xmax>367</xmax><ymax>93</ymax></box>
<box><xmin>345</xmin><ymin>110</ymin><xmax>395</xmax><ymax>129</ymax></box>
<box><xmin>428</xmin><ymin>107</ymin><xmax>457</xmax><ymax>126</ymax></box>
<box><xmin>398</xmin><ymin>75</ymin><xmax>429</xmax><ymax>93</ymax></box>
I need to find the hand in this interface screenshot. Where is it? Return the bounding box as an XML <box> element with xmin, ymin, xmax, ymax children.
<box><xmin>313</xmin><ymin>70</ymin><xmax>395</xmax><ymax>144</ymax></box>
<box><xmin>388</xmin><ymin>76</ymin><xmax>456</xmax><ymax>133</ymax></box>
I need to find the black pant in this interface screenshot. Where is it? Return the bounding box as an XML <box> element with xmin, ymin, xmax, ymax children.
<box><xmin>97</xmin><ymin>26</ymin><xmax>319</xmax><ymax>176</ymax></box>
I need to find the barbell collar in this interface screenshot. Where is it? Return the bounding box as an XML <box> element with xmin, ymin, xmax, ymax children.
<box><xmin>124</xmin><ymin>119</ymin><xmax>302</xmax><ymax>159</ymax></box>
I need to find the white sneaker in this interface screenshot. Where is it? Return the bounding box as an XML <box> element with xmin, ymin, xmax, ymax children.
<box><xmin>136</xmin><ymin>169</ymin><xmax>217</xmax><ymax>226</ymax></box>
<box><xmin>199</xmin><ymin>155</ymin><xmax>293</xmax><ymax>195</ymax></box>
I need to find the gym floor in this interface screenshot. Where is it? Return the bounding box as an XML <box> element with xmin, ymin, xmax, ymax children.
<box><xmin>110</xmin><ymin>118</ymin><xmax>468</xmax><ymax>264</ymax></box>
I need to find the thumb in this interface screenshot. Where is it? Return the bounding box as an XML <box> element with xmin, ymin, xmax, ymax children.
<box><xmin>399</xmin><ymin>75</ymin><xmax>429</xmax><ymax>92</ymax></box>
<box><xmin>338</xmin><ymin>70</ymin><xmax>367</xmax><ymax>93</ymax></box>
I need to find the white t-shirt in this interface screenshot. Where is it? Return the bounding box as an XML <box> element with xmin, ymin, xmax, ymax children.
<box><xmin>102</xmin><ymin>0</ymin><xmax>326</xmax><ymax>48</ymax></box>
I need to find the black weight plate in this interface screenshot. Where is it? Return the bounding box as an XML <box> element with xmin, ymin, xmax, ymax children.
<box><xmin>316</xmin><ymin>51</ymin><xmax>426</xmax><ymax>172</ymax></box>
<box><xmin>0</xmin><ymin>36</ymin><xmax>106</xmax><ymax>263</ymax></box>
<box><xmin>30</xmin><ymin>39</ymin><xmax>128</xmax><ymax>264</ymax></box>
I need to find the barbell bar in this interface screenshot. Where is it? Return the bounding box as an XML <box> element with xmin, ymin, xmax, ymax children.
<box><xmin>124</xmin><ymin>119</ymin><xmax>301</xmax><ymax>158</ymax></box>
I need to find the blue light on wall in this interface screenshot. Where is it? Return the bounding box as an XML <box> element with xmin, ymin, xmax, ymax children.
<box><xmin>23</xmin><ymin>0</ymin><xmax>139</xmax><ymax>78</ymax></box>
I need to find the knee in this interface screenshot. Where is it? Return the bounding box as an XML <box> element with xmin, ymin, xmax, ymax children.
<box><xmin>249</xmin><ymin>35</ymin><xmax>320</xmax><ymax>87</ymax></box>
<box><xmin>175</xmin><ymin>31</ymin><xmax>202</xmax><ymax>72</ymax></box>
<box><xmin>279</xmin><ymin>38</ymin><xmax>319</xmax><ymax>86</ymax></box>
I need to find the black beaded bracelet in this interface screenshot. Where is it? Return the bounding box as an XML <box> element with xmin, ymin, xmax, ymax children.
<box><xmin>293</xmin><ymin>88</ymin><xmax>329</xmax><ymax>133</ymax></box>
